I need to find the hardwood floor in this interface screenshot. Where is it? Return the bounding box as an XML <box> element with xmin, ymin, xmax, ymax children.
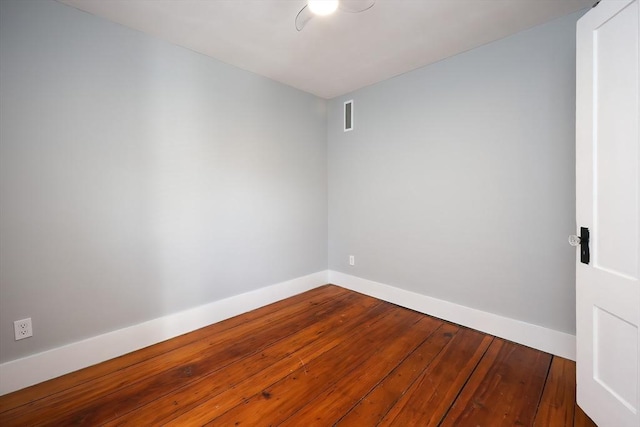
<box><xmin>0</xmin><ymin>285</ymin><xmax>597</xmax><ymax>426</ymax></box>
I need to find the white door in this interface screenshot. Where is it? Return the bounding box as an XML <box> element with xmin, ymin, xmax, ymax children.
<box><xmin>576</xmin><ymin>0</ymin><xmax>640</xmax><ymax>426</ymax></box>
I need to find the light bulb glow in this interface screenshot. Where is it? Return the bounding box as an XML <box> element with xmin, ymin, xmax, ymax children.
<box><xmin>308</xmin><ymin>0</ymin><xmax>339</xmax><ymax>16</ymax></box>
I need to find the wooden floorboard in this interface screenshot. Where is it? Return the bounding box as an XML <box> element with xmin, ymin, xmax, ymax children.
<box><xmin>193</xmin><ymin>303</ymin><xmax>426</xmax><ymax>426</ymax></box>
<box><xmin>440</xmin><ymin>339</ymin><xmax>551</xmax><ymax>427</ymax></box>
<box><xmin>335</xmin><ymin>322</ymin><xmax>459</xmax><ymax>426</ymax></box>
<box><xmin>534</xmin><ymin>357</ymin><xmax>577</xmax><ymax>426</ymax></box>
<box><xmin>0</xmin><ymin>285</ymin><xmax>597</xmax><ymax>427</ymax></box>
<box><xmin>274</xmin><ymin>315</ymin><xmax>443</xmax><ymax>426</ymax></box>
<box><xmin>106</xmin><ymin>291</ymin><xmax>387</xmax><ymax>426</ymax></box>
<box><xmin>379</xmin><ymin>327</ymin><xmax>494</xmax><ymax>426</ymax></box>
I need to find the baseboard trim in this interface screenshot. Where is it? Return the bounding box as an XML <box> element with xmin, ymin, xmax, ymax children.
<box><xmin>0</xmin><ymin>270</ymin><xmax>329</xmax><ymax>396</ymax></box>
<box><xmin>329</xmin><ymin>271</ymin><xmax>576</xmax><ymax>361</ymax></box>
<box><xmin>1</xmin><ymin>270</ymin><xmax>576</xmax><ymax>395</ymax></box>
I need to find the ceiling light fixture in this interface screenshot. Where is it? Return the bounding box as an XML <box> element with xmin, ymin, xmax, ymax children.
<box><xmin>308</xmin><ymin>0</ymin><xmax>339</xmax><ymax>16</ymax></box>
<box><xmin>295</xmin><ymin>0</ymin><xmax>375</xmax><ymax>31</ymax></box>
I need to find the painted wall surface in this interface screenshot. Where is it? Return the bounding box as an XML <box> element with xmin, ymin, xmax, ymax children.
<box><xmin>0</xmin><ymin>0</ymin><xmax>327</xmax><ymax>362</ymax></box>
<box><xmin>328</xmin><ymin>12</ymin><xmax>582</xmax><ymax>334</ymax></box>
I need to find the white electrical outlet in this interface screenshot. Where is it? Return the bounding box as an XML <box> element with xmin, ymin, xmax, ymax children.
<box><xmin>14</xmin><ymin>318</ymin><xmax>33</xmax><ymax>340</ymax></box>
<box><xmin>349</xmin><ymin>255</ymin><xmax>355</xmax><ymax>266</ymax></box>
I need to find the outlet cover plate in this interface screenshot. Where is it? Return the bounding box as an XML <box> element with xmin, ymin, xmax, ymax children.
<box><xmin>14</xmin><ymin>318</ymin><xmax>33</xmax><ymax>340</ymax></box>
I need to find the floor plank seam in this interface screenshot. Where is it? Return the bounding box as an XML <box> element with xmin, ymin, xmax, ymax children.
<box><xmin>435</xmin><ymin>334</ymin><xmax>496</xmax><ymax>427</ymax></box>
<box><xmin>531</xmin><ymin>354</ymin><xmax>555</xmax><ymax>425</ymax></box>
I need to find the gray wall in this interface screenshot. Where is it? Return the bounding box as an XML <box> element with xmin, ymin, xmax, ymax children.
<box><xmin>0</xmin><ymin>0</ymin><xmax>327</xmax><ymax>362</ymax></box>
<box><xmin>1</xmin><ymin>0</ymin><xmax>583</xmax><ymax>365</ymax></box>
<box><xmin>328</xmin><ymin>12</ymin><xmax>582</xmax><ymax>334</ymax></box>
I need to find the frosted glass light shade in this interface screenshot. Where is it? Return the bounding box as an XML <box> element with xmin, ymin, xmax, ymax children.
<box><xmin>308</xmin><ymin>0</ymin><xmax>339</xmax><ymax>16</ymax></box>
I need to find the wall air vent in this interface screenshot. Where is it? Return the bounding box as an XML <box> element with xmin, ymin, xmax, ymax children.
<box><xmin>344</xmin><ymin>100</ymin><xmax>353</xmax><ymax>132</ymax></box>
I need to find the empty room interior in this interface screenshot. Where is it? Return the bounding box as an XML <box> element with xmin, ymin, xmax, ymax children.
<box><xmin>1</xmin><ymin>0</ymin><xmax>638</xmax><ymax>425</ymax></box>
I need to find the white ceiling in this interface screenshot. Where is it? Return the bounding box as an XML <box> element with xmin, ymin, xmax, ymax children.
<box><xmin>58</xmin><ymin>0</ymin><xmax>593</xmax><ymax>99</ymax></box>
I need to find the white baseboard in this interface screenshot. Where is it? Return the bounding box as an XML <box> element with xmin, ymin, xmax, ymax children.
<box><xmin>1</xmin><ymin>270</ymin><xmax>576</xmax><ymax>396</ymax></box>
<box><xmin>0</xmin><ymin>270</ymin><xmax>329</xmax><ymax>396</ymax></box>
<box><xmin>329</xmin><ymin>271</ymin><xmax>576</xmax><ymax>361</ymax></box>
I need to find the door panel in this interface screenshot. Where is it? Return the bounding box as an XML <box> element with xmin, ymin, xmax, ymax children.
<box><xmin>576</xmin><ymin>1</ymin><xmax>640</xmax><ymax>426</ymax></box>
<box><xmin>594</xmin><ymin>0</ymin><xmax>639</xmax><ymax>278</ymax></box>
<box><xmin>593</xmin><ymin>305</ymin><xmax>638</xmax><ymax>411</ymax></box>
